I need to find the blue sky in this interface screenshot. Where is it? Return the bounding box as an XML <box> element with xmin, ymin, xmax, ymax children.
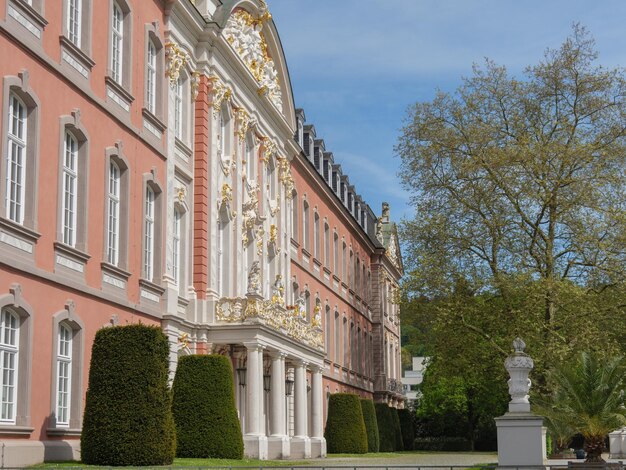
<box><xmin>268</xmin><ymin>0</ymin><xmax>626</xmax><ymax>221</ymax></box>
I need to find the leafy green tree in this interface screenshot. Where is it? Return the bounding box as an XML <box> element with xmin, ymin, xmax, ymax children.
<box><xmin>536</xmin><ymin>353</ymin><xmax>626</xmax><ymax>462</ymax></box>
<box><xmin>397</xmin><ymin>25</ymin><xmax>626</xmax><ymax>444</ymax></box>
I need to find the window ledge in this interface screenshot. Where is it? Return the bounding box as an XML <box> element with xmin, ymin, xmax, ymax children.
<box><xmin>139</xmin><ymin>279</ymin><xmax>165</xmax><ymax>295</ymax></box>
<box><xmin>323</xmin><ymin>266</ymin><xmax>331</xmax><ymax>276</ymax></box>
<box><xmin>175</xmin><ymin>138</ymin><xmax>192</xmax><ymax>158</ymax></box>
<box><xmin>290</xmin><ymin>238</ymin><xmax>300</xmax><ymax>249</ymax></box>
<box><xmin>0</xmin><ymin>217</ymin><xmax>41</xmax><ymax>255</ymax></box>
<box><xmin>312</xmin><ymin>257</ymin><xmax>322</xmax><ymax>267</ymax></box>
<box><xmin>142</xmin><ymin>108</ymin><xmax>166</xmax><ymax>133</ymax></box>
<box><xmin>332</xmin><ymin>274</ymin><xmax>340</xmax><ymax>283</ymax></box>
<box><xmin>0</xmin><ymin>425</ymin><xmax>34</xmax><ymax>436</ymax></box>
<box><xmin>101</xmin><ymin>262</ymin><xmax>131</xmax><ymax>280</ymax></box>
<box><xmin>59</xmin><ymin>36</ymin><xmax>95</xmax><ymax>79</ymax></box>
<box><xmin>54</xmin><ymin>242</ymin><xmax>90</xmax><ymax>263</ymax></box>
<box><xmin>341</xmin><ymin>281</ymin><xmax>348</xmax><ymax>290</ymax></box>
<box><xmin>301</xmin><ymin>248</ymin><xmax>311</xmax><ymax>258</ymax></box>
<box><xmin>46</xmin><ymin>427</ymin><xmax>81</xmax><ymax>437</ymax></box>
<box><xmin>8</xmin><ymin>0</ymin><xmax>48</xmax><ymax>31</ymax></box>
<box><xmin>105</xmin><ymin>76</ymin><xmax>134</xmax><ymax>112</ymax></box>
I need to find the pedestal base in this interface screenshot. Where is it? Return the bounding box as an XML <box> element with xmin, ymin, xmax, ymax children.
<box><xmin>310</xmin><ymin>437</ymin><xmax>326</xmax><ymax>458</ymax></box>
<box><xmin>244</xmin><ymin>434</ymin><xmax>268</xmax><ymax>459</ymax></box>
<box><xmin>609</xmin><ymin>428</ymin><xmax>626</xmax><ymax>458</ymax></box>
<box><xmin>267</xmin><ymin>435</ymin><xmax>290</xmax><ymax>460</ymax></box>
<box><xmin>290</xmin><ymin>436</ymin><xmax>311</xmax><ymax>458</ymax></box>
<box><xmin>495</xmin><ymin>413</ymin><xmax>546</xmax><ymax>468</ymax></box>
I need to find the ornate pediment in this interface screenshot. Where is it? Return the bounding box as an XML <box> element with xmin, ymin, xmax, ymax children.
<box><xmin>224</xmin><ymin>8</ymin><xmax>283</xmax><ymax>111</ymax></box>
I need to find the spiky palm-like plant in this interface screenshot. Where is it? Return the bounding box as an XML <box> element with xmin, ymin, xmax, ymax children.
<box><xmin>538</xmin><ymin>353</ymin><xmax>626</xmax><ymax>462</ymax></box>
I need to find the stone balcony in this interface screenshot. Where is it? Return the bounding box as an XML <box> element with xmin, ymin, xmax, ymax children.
<box><xmin>214</xmin><ymin>296</ymin><xmax>324</xmax><ymax>351</ymax></box>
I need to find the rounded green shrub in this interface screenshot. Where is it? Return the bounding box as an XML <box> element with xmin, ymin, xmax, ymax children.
<box><xmin>82</xmin><ymin>324</ymin><xmax>176</xmax><ymax>466</ymax></box>
<box><xmin>398</xmin><ymin>408</ymin><xmax>415</xmax><ymax>451</ymax></box>
<box><xmin>171</xmin><ymin>354</ymin><xmax>243</xmax><ymax>458</ymax></box>
<box><xmin>375</xmin><ymin>403</ymin><xmax>395</xmax><ymax>452</ymax></box>
<box><xmin>324</xmin><ymin>393</ymin><xmax>368</xmax><ymax>454</ymax></box>
<box><xmin>360</xmin><ymin>398</ymin><xmax>380</xmax><ymax>452</ymax></box>
<box><xmin>391</xmin><ymin>407</ymin><xmax>404</xmax><ymax>451</ymax></box>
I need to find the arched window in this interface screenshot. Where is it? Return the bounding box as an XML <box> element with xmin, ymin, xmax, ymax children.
<box><xmin>291</xmin><ymin>190</ymin><xmax>298</xmax><ymax>241</ymax></box>
<box><xmin>107</xmin><ymin>160</ymin><xmax>121</xmax><ymax>265</ymax></box>
<box><xmin>174</xmin><ymin>76</ymin><xmax>184</xmax><ymax>140</ymax></box>
<box><xmin>302</xmin><ymin>200</ymin><xmax>310</xmax><ymax>250</ymax></box>
<box><xmin>217</xmin><ymin>209</ymin><xmax>231</xmax><ymax>296</ymax></box>
<box><xmin>6</xmin><ymin>93</ymin><xmax>27</xmax><ymax>224</ymax></box>
<box><xmin>313</xmin><ymin>212</ymin><xmax>320</xmax><ymax>259</ymax></box>
<box><xmin>62</xmin><ymin>131</ymin><xmax>78</xmax><ymax>246</ymax></box>
<box><xmin>245</xmin><ymin>132</ymin><xmax>256</xmax><ymax>181</ymax></box>
<box><xmin>173</xmin><ymin>207</ymin><xmax>182</xmax><ymax>286</ymax></box>
<box><xmin>110</xmin><ymin>2</ymin><xmax>124</xmax><ymax>84</ymax></box>
<box><xmin>324</xmin><ymin>223</ymin><xmax>330</xmax><ymax>266</ymax></box>
<box><xmin>0</xmin><ymin>308</ymin><xmax>19</xmax><ymax>423</ymax></box>
<box><xmin>146</xmin><ymin>39</ymin><xmax>157</xmax><ymax>114</ymax></box>
<box><xmin>143</xmin><ymin>185</ymin><xmax>155</xmax><ymax>281</ymax></box>
<box><xmin>55</xmin><ymin>323</ymin><xmax>72</xmax><ymax>427</ymax></box>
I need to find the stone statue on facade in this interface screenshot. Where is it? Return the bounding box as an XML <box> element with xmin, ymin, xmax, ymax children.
<box><xmin>312</xmin><ymin>299</ymin><xmax>322</xmax><ymax>328</ymax></box>
<box><xmin>247</xmin><ymin>261</ymin><xmax>261</xmax><ymax>296</ymax></box>
<box><xmin>295</xmin><ymin>292</ymin><xmax>306</xmax><ymax>319</ymax></box>
<box><xmin>271</xmin><ymin>274</ymin><xmax>284</xmax><ymax>305</ymax></box>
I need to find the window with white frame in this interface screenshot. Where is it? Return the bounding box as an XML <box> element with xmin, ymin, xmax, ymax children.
<box><xmin>303</xmin><ymin>201</ymin><xmax>310</xmax><ymax>250</ymax></box>
<box><xmin>62</xmin><ymin>131</ymin><xmax>78</xmax><ymax>247</ymax></box>
<box><xmin>245</xmin><ymin>133</ymin><xmax>255</xmax><ymax>181</ymax></box>
<box><xmin>291</xmin><ymin>190</ymin><xmax>298</xmax><ymax>241</ymax></box>
<box><xmin>143</xmin><ymin>186</ymin><xmax>155</xmax><ymax>281</ymax></box>
<box><xmin>333</xmin><ymin>232</ymin><xmax>339</xmax><ymax>273</ymax></box>
<box><xmin>6</xmin><ymin>93</ymin><xmax>27</xmax><ymax>225</ymax></box>
<box><xmin>67</xmin><ymin>0</ymin><xmax>82</xmax><ymax>47</ymax></box>
<box><xmin>172</xmin><ymin>207</ymin><xmax>181</xmax><ymax>286</ymax></box>
<box><xmin>174</xmin><ymin>77</ymin><xmax>183</xmax><ymax>140</ymax></box>
<box><xmin>324</xmin><ymin>223</ymin><xmax>329</xmax><ymax>266</ymax></box>
<box><xmin>217</xmin><ymin>210</ymin><xmax>230</xmax><ymax>295</ymax></box>
<box><xmin>313</xmin><ymin>213</ymin><xmax>320</xmax><ymax>259</ymax></box>
<box><xmin>56</xmin><ymin>323</ymin><xmax>72</xmax><ymax>427</ymax></box>
<box><xmin>110</xmin><ymin>2</ymin><xmax>124</xmax><ymax>84</ymax></box>
<box><xmin>0</xmin><ymin>309</ymin><xmax>19</xmax><ymax>423</ymax></box>
<box><xmin>107</xmin><ymin>161</ymin><xmax>121</xmax><ymax>265</ymax></box>
<box><xmin>146</xmin><ymin>40</ymin><xmax>157</xmax><ymax>114</ymax></box>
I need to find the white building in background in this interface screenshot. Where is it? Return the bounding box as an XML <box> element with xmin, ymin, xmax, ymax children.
<box><xmin>402</xmin><ymin>356</ymin><xmax>428</xmax><ymax>405</ymax></box>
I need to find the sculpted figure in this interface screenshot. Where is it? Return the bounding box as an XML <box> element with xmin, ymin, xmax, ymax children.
<box><xmin>247</xmin><ymin>261</ymin><xmax>261</xmax><ymax>295</ymax></box>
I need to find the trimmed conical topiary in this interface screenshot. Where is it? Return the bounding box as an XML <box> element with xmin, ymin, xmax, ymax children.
<box><xmin>398</xmin><ymin>408</ymin><xmax>415</xmax><ymax>451</ymax></box>
<box><xmin>391</xmin><ymin>407</ymin><xmax>404</xmax><ymax>451</ymax></box>
<box><xmin>360</xmin><ymin>398</ymin><xmax>380</xmax><ymax>452</ymax></box>
<box><xmin>82</xmin><ymin>324</ymin><xmax>176</xmax><ymax>466</ymax></box>
<box><xmin>324</xmin><ymin>393</ymin><xmax>368</xmax><ymax>454</ymax></box>
<box><xmin>375</xmin><ymin>402</ymin><xmax>395</xmax><ymax>452</ymax></box>
<box><xmin>172</xmin><ymin>354</ymin><xmax>243</xmax><ymax>458</ymax></box>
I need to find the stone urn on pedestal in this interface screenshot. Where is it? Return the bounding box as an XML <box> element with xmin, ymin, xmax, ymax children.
<box><xmin>495</xmin><ymin>338</ymin><xmax>547</xmax><ymax>468</ymax></box>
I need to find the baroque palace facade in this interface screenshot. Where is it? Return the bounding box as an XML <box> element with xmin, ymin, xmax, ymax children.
<box><xmin>0</xmin><ymin>0</ymin><xmax>403</xmax><ymax>465</ymax></box>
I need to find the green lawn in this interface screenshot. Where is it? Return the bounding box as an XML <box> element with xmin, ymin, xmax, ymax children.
<box><xmin>30</xmin><ymin>458</ymin><xmax>312</xmax><ymax>468</ymax></box>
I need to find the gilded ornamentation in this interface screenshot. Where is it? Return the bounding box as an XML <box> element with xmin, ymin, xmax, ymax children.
<box><xmin>165</xmin><ymin>42</ymin><xmax>189</xmax><ymax>85</ymax></box>
<box><xmin>271</xmin><ymin>274</ymin><xmax>284</xmax><ymax>305</ymax></box>
<box><xmin>177</xmin><ymin>332</ymin><xmax>191</xmax><ymax>354</ymax></box>
<box><xmin>261</xmin><ymin>137</ymin><xmax>277</xmax><ymax>162</ymax></box>
<box><xmin>277</xmin><ymin>156</ymin><xmax>295</xmax><ymax>196</ymax></box>
<box><xmin>268</xmin><ymin>195</ymin><xmax>280</xmax><ymax>217</ymax></box>
<box><xmin>215</xmin><ymin>296</ymin><xmax>323</xmax><ymax>349</ymax></box>
<box><xmin>190</xmin><ymin>71</ymin><xmax>201</xmax><ymax>100</ymax></box>
<box><xmin>176</xmin><ymin>186</ymin><xmax>186</xmax><ymax>203</ymax></box>
<box><xmin>269</xmin><ymin>224</ymin><xmax>277</xmax><ymax>244</ymax></box>
<box><xmin>255</xmin><ymin>226</ymin><xmax>264</xmax><ymax>256</ymax></box>
<box><xmin>311</xmin><ymin>300</ymin><xmax>322</xmax><ymax>328</ymax></box>
<box><xmin>242</xmin><ymin>189</ymin><xmax>259</xmax><ymax>245</ymax></box>
<box><xmin>221</xmin><ymin>183</ymin><xmax>232</xmax><ymax>206</ymax></box>
<box><xmin>209</xmin><ymin>75</ymin><xmax>232</xmax><ymax>117</ymax></box>
<box><xmin>224</xmin><ymin>8</ymin><xmax>282</xmax><ymax>111</ymax></box>
<box><xmin>235</xmin><ymin>108</ymin><xmax>251</xmax><ymax>140</ymax></box>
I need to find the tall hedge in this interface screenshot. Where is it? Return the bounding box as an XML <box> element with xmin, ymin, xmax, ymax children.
<box><xmin>398</xmin><ymin>408</ymin><xmax>415</xmax><ymax>451</ymax></box>
<box><xmin>360</xmin><ymin>398</ymin><xmax>380</xmax><ymax>452</ymax></box>
<box><xmin>172</xmin><ymin>354</ymin><xmax>243</xmax><ymax>458</ymax></box>
<box><xmin>375</xmin><ymin>403</ymin><xmax>395</xmax><ymax>452</ymax></box>
<box><xmin>82</xmin><ymin>324</ymin><xmax>175</xmax><ymax>466</ymax></box>
<box><xmin>391</xmin><ymin>407</ymin><xmax>404</xmax><ymax>451</ymax></box>
<box><xmin>324</xmin><ymin>393</ymin><xmax>368</xmax><ymax>454</ymax></box>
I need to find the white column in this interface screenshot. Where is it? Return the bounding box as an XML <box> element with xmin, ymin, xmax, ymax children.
<box><xmin>246</xmin><ymin>343</ymin><xmax>263</xmax><ymax>435</ymax></box>
<box><xmin>291</xmin><ymin>360</ymin><xmax>311</xmax><ymax>458</ymax></box>
<box><xmin>243</xmin><ymin>342</ymin><xmax>268</xmax><ymax>459</ymax></box>
<box><xmin>310</xmin><ymin>366</ymin><xmax>323</xmax><ymax>439</ymax></box>
<box><xmin>294</xmin><ymin>361</ymin><xmax>308</xmax><ymax>438</ymax></box>
<box><xmin>270</xmin><ymin>352</ymin><xmax>286</xmax><ymax>436</ymax></box>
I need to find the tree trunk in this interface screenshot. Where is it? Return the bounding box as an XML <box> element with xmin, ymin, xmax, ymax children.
<box><xmin>584</xmin><ymin>436</ymin><xmax>605</xmax><ymax>462</ymax></box>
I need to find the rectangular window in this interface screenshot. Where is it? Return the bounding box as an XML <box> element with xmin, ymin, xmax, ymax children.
<box><xmin>107</xmin><ymin>162</ymin><xmax>121</xmax><ymax>265</ymax></box>
<box><xmin>6</xmin><ymin>95</ymin><xmax>27</xmax><ymax>225</ymax></box>
<box><xmin>173</xmin><ymin>208</ymin><xmax>181</xmax><ymax>286</ymax></box>
<box><xmin>56</xmin><ymin>325</ymin><xmax>72</xmax><ymax>427</ymax></box>
<box><xmin>143</xmin><ymin>186</ymin><xmax>155</xmax><ymax>281</ymax></box>
<box><xmin>333</xmin><ymin>233</ymin><xmax>339</xmax><ymax>273</ymax></box>
<box><xmin>146</xmin><ymin>41</ymin><xmax>157</xmax><ymax>114</ymax></box>
<box><xmin>111</xmin><ymin>2</ymin><xmax>124</xmax><ymax>84</ymax></box>
<box><xmin>0</xmin><ymin>310</ymin><xmax>18</xmax><ymax>424</ymax></box>
<box><xmin>174</xmin><ymin>78</ymin><xmax>183</xmax><ymax>140</ymax></box>
<box><xmin>62</xmin><ymin>132</ymin><xmax>78</xmax><ymax>246</ymax></box>
<box><xmin>324</xmin><ymin>224</ymin><xmax>330</xmax><ymax>266</ymax></box>
<box><xmin>67</xmin><ymin>0</ymin><xmax>82</xmax><ymax>47</ymax></box>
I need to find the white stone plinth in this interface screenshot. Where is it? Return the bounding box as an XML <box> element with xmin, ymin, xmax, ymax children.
<box><xmin>609</xmin><ymin>427</ymin><xmax>626</xmax><ymax>458</ymax></box>
<box><xmin>310</xmin><ymin>437</ymin><xmax>327</xmax><ymax>458</ymax></box>
<box><xmin>495</xmin><ymin>413</ymin><xmax>546</xmax><ymax>467</ymax></box>
<box><xmin>267</xmin><ymin>436</ymin><xmax>290</xmax><ymax>459</ymax></box>
<box><xmin>291</xmin><ymin>436</ymin><xmax>311</xmax><ymax>458</ymax></box>
<box><xmin>244</xmin><ymin>434</ymin><xmax>268</xmax><ymax>459</ymax></box>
